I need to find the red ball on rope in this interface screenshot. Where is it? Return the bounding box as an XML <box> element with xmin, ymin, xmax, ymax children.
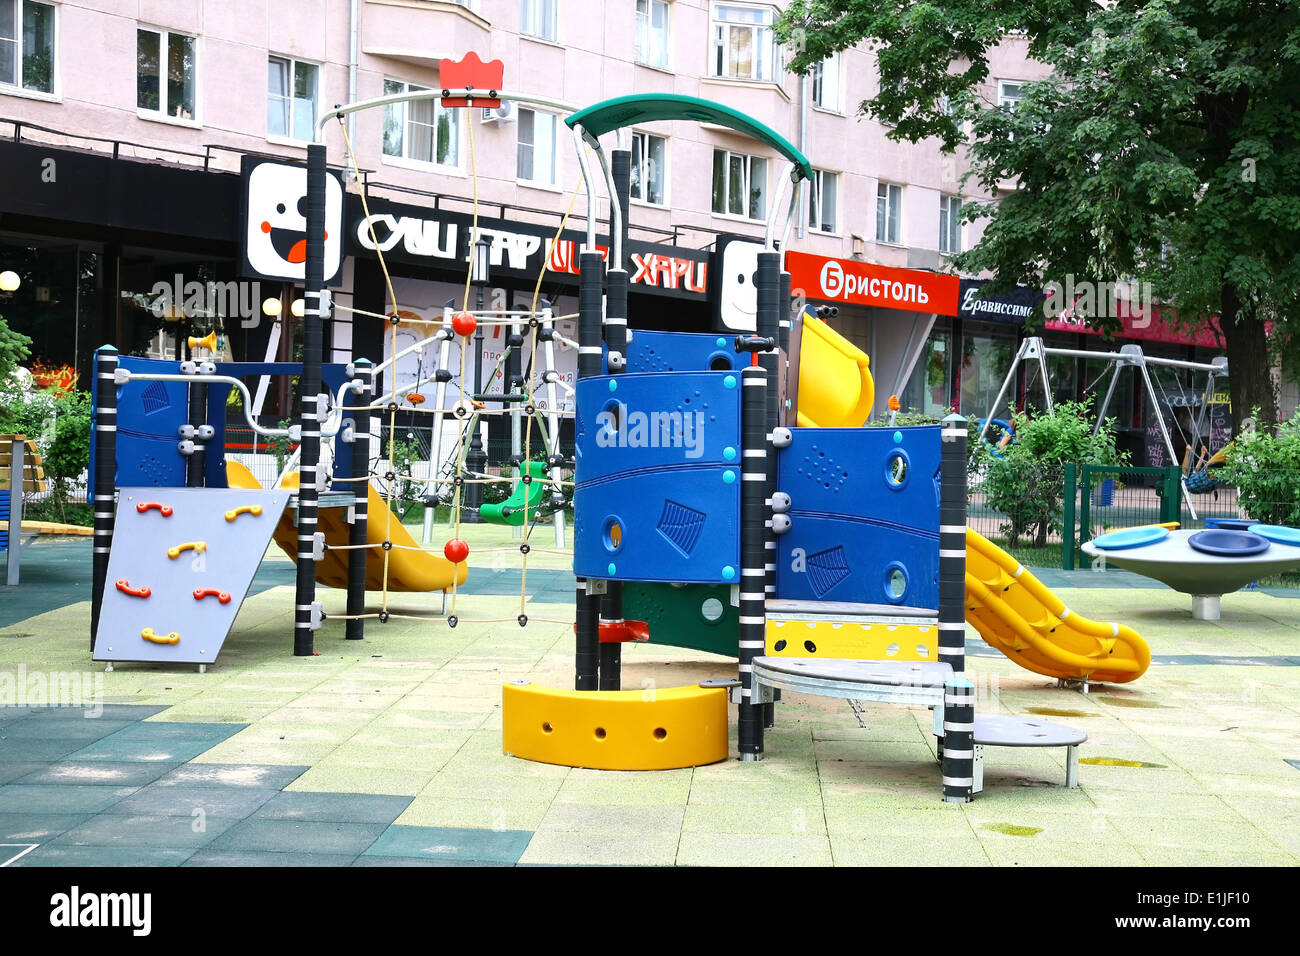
<box><xmin>451</xmin><ymin>311</ymin><xmax>477</xmax><ymax>337</ymax></box>
<box><xmin>444</xmin><ymin>538</ymin><xmax>470</xmax><ymax>564</ymax></box>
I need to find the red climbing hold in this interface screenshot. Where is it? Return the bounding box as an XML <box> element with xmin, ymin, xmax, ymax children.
<box><xmin>115</xmin><ymin>579</ymin><xmax>151</xmax><ymax>598</ymax></box>
<box><xmin>193</xmin><ymin>588</ymin><xmax>232</xmax><ymax>604</ymax></box>
<box><xmin>451</xmin><ymin>311</ymin><xmax>477</xmax><ymax>337</ymax></box>
<box><xmin>136</xmin><ymin>501</ymin><xmax>174</xmax><ymax>517</ymax></box>
<box><xmin>444</xmin><ymin>538</ymin><xmax>470</xmax><ymax>563</ymax></box>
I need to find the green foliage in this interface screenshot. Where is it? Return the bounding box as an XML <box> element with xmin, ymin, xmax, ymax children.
<box><xmin>0</xmin><ymin>314</ymin><xmax>32</xmax><ymax>381</ymax></box>
<box><xmin>1217</xmin><ymin>411</ymin><xmax>1300</xmax><ymax>527</ymax></box>
<box><xmin>0</xmin><ymin>383</ymin><xmax>57</xmax><ymax>441</ymax></box>
<box><xmin>44</xmin><ymin>391</ymin><xmax>92</xmax><ymax>483</ymax></box>
<box><xmin>980</xmin><ymin>402</ymin><xmax>1128</xmax><ymax>547</ymax></box>
<box><xmin>0</xmin><ymin>386</ymin><xmax>94</xmax><ymax>525</ymax></box>
<box><xmin>776</xmin><ymin>0</ymin><xmax>1300</xmax><ymax>429</ymax></box>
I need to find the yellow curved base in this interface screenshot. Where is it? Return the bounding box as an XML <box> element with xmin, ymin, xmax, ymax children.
<box><xmin>502</xmin><ymin>681</ymin><xmax>729</xmax><ymax>770</ymax></box>
<box><xmin>795</xmin><ymin>315</ymin><xmax>875</xmax><ymax>427</ymax></box>
<box><xmin>225</xmin><ymin>461</ymin><xmax>467</xmax><ymax>592</ymax></box>
<box><xmin>766</xmin><ymin>620</ymin><xmax>936</xmax><ymax>661</ymax></box>
<box><xmin>966</xmin><ymin>528</ymin><xmax>1150</xmax><ymax>683</ymax></box>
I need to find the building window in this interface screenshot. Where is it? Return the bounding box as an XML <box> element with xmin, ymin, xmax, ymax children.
<box><xmin>383</xmin><ymin>79</ymin><xmax>460</xmax><ymax>167</ymax></box>
<box><xmin>876</xmin><ymin>182</ymin><xmax>902</xmax><ymax>245</ymax></box>
<box><xmin>710</xmin><ymin>3</ymin><xmax>777</xmax><ymax>82</ymax></box>
<box><xmin>630</xmin><ymin>131</ymin><xmax>666</xmax><ymax>205</ymax></box>
<box><xmin>520</xmin><ymin>0</ymin><xmax>557</xmax><ymax>42</ymax></box>
<box><xmin>712</xmin><ymin>149</ymin><xmax>767</xmax><ymax>220</ymax></box>
<box><xmin>0</xmin><ymin>1</ymin><xmax>53</xmax><ymax>94</ymax></box>
<box><xmin>807</xmin><ymin>169</ymin><xmax>837</xmax><ymax>233</ymax></box>
<box><xmin>268</xmin><ymin>57</ymin><xmax>318</xmax><ymax>142</ymax></box>
<box><xmin>137</xmin><ymin>28</ymin><xmax>196</xmax><ymax>120</ymax></box>
<box><xmin>518</xmin><ymin>107</ymin><xmax>559</xmax><ymax>185</ymax></box>
<box><xmin>811</xmin><ymin>54</ymin><xmax>839</xmax><ymax>111</ymax></box>
<box><xmin>636</xmin><ymin>0</ymin><xmax>670</xmax><ymax>69</ymax></box>
<box><xmin>998</xmin><ymin>80</ymin><xmax>1024</xmax><ymax>109</ymax></box>
<box><xmin>939</xmin><ymin>195</ymin><xmax>962</xmax><ymax>254</ymax></box>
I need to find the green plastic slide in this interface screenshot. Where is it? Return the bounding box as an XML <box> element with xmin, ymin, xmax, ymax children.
<box><xmin>479</xmin><ymin>461</ymin><xmax>550</xmax><ymax>526</ymax></box>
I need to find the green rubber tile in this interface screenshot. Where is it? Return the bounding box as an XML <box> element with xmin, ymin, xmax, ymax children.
<box><xmin>550</xmin><ymin>769</ymin><xmax>691</xmax><ymax>807</ymax></box>
<box><xmin>0</xmin><ymin>762</ymin><xmax>44</xmax><ymax>785</ymax></box>
<box><xmin>184</xmin><ymin>849</ymin><xmax>359</xmax><ymax>867</ymax></box>
<box><xmin>113</xmin><ymin>721</ymin><xmax>246</xmax><ymax>742</ymax></box>
<box><xmin>1136</xmin><ymin>845</ymin><xmax>1297</xmax><ymax>866</ymax></box>
<box><xmin>978</xmin><ymin>837</ymin><xmax>1148</xmax><ymax>866</ymax></box>
<box><xmin>829</xmin><ymin>832</ymin><xmax>992</xmax><ymax>866</ymax></box>
<box><xmin>1067</xmin><ymin>764</ymin><xmax>1209</xmax><ymax>794</ymax></box>
<box><xmin>676</xmin><ymin>831</ymin><xmax>834</xmax><ymax>867</ymax></box>
<box><xmin>1186</xmin><ymin>770</ymin><xmax>1300</xmax><ymax>798</ymax></box>
<box><xmin>7</xmin><ymin>704</ymin><xmax>168</xmax><ymax>722</ymax></box>
<box><xmin>350</xmin><ymin>855</ymin><xmax>502</xmax><ymax>867</ymax></box>
<box><xmin>151</xmin><ymin>763</ymin><xmax>309</xmax><ymax>790</ymax></box>
<box><xmin>316</xmin><ymin>742</ymin><xmax>460</xmax><ymax>774</ymax></box>
<box><xmin>439</xmin><ymin>747</ymin><xmax>570</xmax><ymax>780</ymax></box>
<box><xmin>64</xmin><ymin>736</ymin><xmax>223</xmax><ymax>764</ymax></box>
<box><xmin>394</xmin><ymin>796</ymin><xmax>551</xmax><ymax>831</ymax></box>
<box><xmin>537</xmin><ymin>802</ymin><xmax>685</xmax><ymax>834</ymax></box>
<box><xmin>285</xmin><ymin>765</ymin><xmax>433</xmax><ymax>797</ymax></box>
<box><xmin>682</xmin><ymin>803</ymin><xmax>826</xmax><ymax>837</ymax></box>
<box><xmin>253</xmin><ymin>792</ymin><xmax>411</xmax><ymax>824</ymax></box>
<box><xmin>364</xmin><ymin>708</ymin><xmax>487</xmax><ymax>732</ymax></box>
<box><xmin>192</xmin><ymin>739</ymin><xmax>341</xmax><ymax>765</ymax></box>
<box><xmin>0</xmin><ymin>738</ymin><xmax>88</xmax><ymax>761</ymax></box>
<box><xmin>947</xmin><ymin>782</ymin><xmax>1097</xmax><ymax>811</ymax></box>
<box><xmin>0</xmin><ymin>784</ymin><xmax>137</xmax><ymax>814</ymax></box>
<box><xmin>0</xmin><ymin>812</ymin><xmax>90</xmax><ymax>842</ymax></box>
<box><xmin>365</xmin><ymin>824</ymin><xmax>532</xmax><ymax>864</ymax></box>
<box><xmin>0</xmin><ymin>718</ymin><xmax>135</xmax><ymax>741</ymax></box>
<box><xmin>106</xmin><ymin>785</ymin><xmax>279</xmax><ymax>819</ymax></box>
<box><xmin>55</xmin><ymin>813</ymin><xmax>241</xmax><ymax>849</ymax></box>
<box><xmin>824</xmin><ymin>804</ymin><xmax>976</xmax><ymax>838</ymax></box>
<box><xmin>1107</xmin><ymin>813</ymin><xmax>1287</xmax><ymax>854</ymax></box>
<box><xmin>261</xmin><ymin>706</ymin><xmax>380</xmax><ymax>729</ymax></box>
<box><xmin>518</xmin><ymin>828</ymin><xmax>677</xmax><ymax>866</ymax></box>
<box><xmin>11</xmin><ymin>844</ymin><xmax>196</xmax><ymax>867</ymax></box>
<box><xmin>15</xmin><ymin>760</ymin><xmax>181</xmax><ymax>787</ymax></box>
<box><xmin>422</xmin><ymin>770</ymin><xmax>566</xmax><ymax>805</ymax></box>
<box><xmin>211</xmin><ymin>819</ymin><xmax>388</xmax><ymax>855</ymax></box>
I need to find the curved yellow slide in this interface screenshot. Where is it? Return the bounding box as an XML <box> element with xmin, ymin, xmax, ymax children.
<box><xmin>965</xmin><ymin>528</ymin><xmax>1149</xmax><ymax>683</ymax></box>
<box><xmin>795</xmin><ymin>315</ymin><xmax>875</xmax><ymax>427</ymax></box>
<box><xmin>226</xmin><ymin>461</ymin><xmax>467</xmax><ymax>593</ymax></box>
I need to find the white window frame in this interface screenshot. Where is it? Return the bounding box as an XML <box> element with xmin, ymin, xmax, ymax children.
<box><xmin>630</xmin><ymin>130</ymin><xmax>668</xmax><ymax>207</ymax></box>
<box><xmin>136</xmin><ymin>25</ymin><xmax>199</xmax><ymax>125</ymax></box>
<box><xmin>810</xmin><ymin>53</ymin><xmax>840</xmax><ymax>113</ymax></box>
<box><xmin>876</xmin><ymin>181</ymin><xmax>903</xmax><ymax>246</ymax></box>
<box><xmin>807</xmin><ymin>168</ymin><xmax>838</xmax><ymax>234</ymax></box>
<box><xmin>712</xmin><ymin>148</ymin><xmax>768</xmax><ymax>221</ymax></box>
<box><xmin>517</xmin><ymin>106</ymin><xmax>561</xmax><ymax>188</ymax></box>
<box><xmin>635</xmin><ymin>0</ymin><xmax>670</xmax><ymax>70</ymax></box>
<box><xmin>267</xmin><ymin>55</ymin><xmax>320</xmax><ymax>145</ymax></box>
<box><xmin>939</xmin><ymin>194</ymin><xmax>962</xmax><ymax>255</ymax></box>
<box><xmin>520</xmin><ymin>0</ymin><xmax>558</xmax><ymax>43</ymax></box>
<box><xmin>998</xmin><ymin>80</ymin><xmax>1025</xmax><ymax>109</ymax></box>
<box><xmin>381</xmin><ymin>78</ymin><xmax>463</xmax><ymax>171</ymax></box>
<box><xmin>0</xmin><ymin>0</ymin><xmax>56</xmax><ymax>99</ymax></box>
<box><xmin>709</xmin><ymin>3</ymin><xmax>779</xmax><ymax>83</ymax></box>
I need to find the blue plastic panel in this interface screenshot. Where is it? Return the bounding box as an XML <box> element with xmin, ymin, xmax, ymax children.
<box><xmin>775</xmin><ymin>425</ymin><xmax>941</xmax><ymax>609</ymax></box>
<box><xmin>626</xmin><ymin>330</ymin><xmax>738</xmax><ymax>374</ymax></box>
<box><xmin>573</xmin><ymin>371</ymin><xmax>743</xmax><ymax>583</ymax></box>
<box><xmin>92</xmin><ymin>487</ymin><xmax>289</xmax><ymax>665</ymax></box>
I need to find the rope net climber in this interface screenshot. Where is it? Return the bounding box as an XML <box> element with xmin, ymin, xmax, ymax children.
<box><xmin>315</xmin><ymin>88</ymin><xmax>591</xmax><ymax>630</ymax></box>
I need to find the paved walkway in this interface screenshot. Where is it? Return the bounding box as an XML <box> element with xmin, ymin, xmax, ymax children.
<box><xmin>2</xmin><ymin>532</ymin><xmax>1297</xmax><ymax>866</ymax></box>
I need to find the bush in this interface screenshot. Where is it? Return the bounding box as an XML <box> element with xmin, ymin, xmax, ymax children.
<box><xmin>1218</xmin><ymin>411</ymin><xmax>1300</xmax><ymax>527</ymax></box>
<box><xmin>0</xmin><ymin>384</ymin><xmax>93</xmax><ymax>525</ymax></box>
<box><xmin>980</xmin><ymin>401</ymin><xmax>1128</xmax><ymax>547</ymax></box>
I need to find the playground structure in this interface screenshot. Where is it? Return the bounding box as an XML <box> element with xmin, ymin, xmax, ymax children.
<box><xmin>82</xmin><ymin>58</ymin><xmax>1155</xmax><ymax>801</ymax></box>
<box><xmin>1083</xmin><ymin>523</ymin><xmax>1300</xmax><ymax>620</ymax></box>
<box><xmin>979</xmin><ymin>336</ymin><xmax>1230</xmax><ymax>517</ymax></box>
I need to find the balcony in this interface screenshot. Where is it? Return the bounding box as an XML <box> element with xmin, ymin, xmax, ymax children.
<box><xmin>362</xmin><ymin>0</ymin><xmax>491</xmax><ymax>69</ymax></box>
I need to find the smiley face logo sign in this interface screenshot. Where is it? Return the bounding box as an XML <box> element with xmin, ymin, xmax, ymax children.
<box><xmin>239</xmin><ymin>157</ymin><xmax>344</xmax><ymax>283</ymax></box>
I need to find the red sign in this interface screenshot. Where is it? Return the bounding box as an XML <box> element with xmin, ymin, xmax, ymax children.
<box><xmin>786</xmin><ymin>250</ymin><xmax>960</xmax><ymax>316</ymax></box>
<box><xmin>1045</xmin><ymin>302</ymin><xmax>1224</xmax><ymax>349</ymax></box>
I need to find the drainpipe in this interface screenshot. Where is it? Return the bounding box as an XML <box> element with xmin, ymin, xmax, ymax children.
<box><xmin>348</xmin><ymin>0</ymin><xmax>359</xmax><ymax>143</ymax></box>
<box><xmin>797</xmin><ymin>72</ymin><xmax>807</xmax><ymax>240</ymax></box>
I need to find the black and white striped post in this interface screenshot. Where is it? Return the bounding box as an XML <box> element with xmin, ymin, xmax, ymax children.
<box><xmin>184</xmin><ymin>366</ymin><xmax>207</xmax><ymax>489</ymax></box>
<box><xmin>939</xmin><ymin>412</ymin><xmax>972</xmax><ymax>800</ymax></box>
<box><xmin>738</xmin><ymin>360</ymin><xmax>768</xmax><ymax>759</ymax></box>
<box><xmin>293</xmin><ymin>142</ymin><xmax>327</xmax><ymax>657</ymax></box>
<box><xmin>756</xmin><ymin>251</ymin><xmax>781</xmax><ymax>729</ymax></box>
<box><xmin>574</xmin><ymin>248</ymin><xmax>605</xmax><ymax>691</ymax></box>
<box><xmin>939</xmin><ymin>413</ymin><xmax>968</xmax><ymax>673</ymax></box>
<box><xmin>90</xmin><ymin>345</ymin><xmax>119</xmax><ymax>650</ymax></box>
<box><xmin>345</xmin><ymin>359</ymin><xmax>373</xmax><ymax>641</ymax></box>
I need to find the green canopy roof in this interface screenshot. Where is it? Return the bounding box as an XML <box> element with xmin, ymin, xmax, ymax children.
<box><xmin>566</xmin><ymin>94</ymin><xmax>813</xmax><ymax>182</ymax></box>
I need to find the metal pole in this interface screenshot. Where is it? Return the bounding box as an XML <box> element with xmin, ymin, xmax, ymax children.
<box><xmin>738</xmin><ymin>363</ymin><xmax>768</xmax><ymax>759</ymax></box>
<box><xmin>294</xmin><ymin>143</ymin><xmax>326</xmax><ymax>657</ymax></box>
<box><xmin>91</xmin><ymin>346</ymin><xmax>119</xmax><ymax>650</ymax></box>
<box><xmin>979</xmin><ymin>337</ymin><xmax>1031</xmax><ymax>442</ymax></box>
<box><xmin>345</xmin><ymin>359</ymin><xmax>373</xmax><ymax>640</ymax></box>
<box><xmin>574</xmin><ymin>249</ymin><xmax>605</xmax><ymax>691</ymax></box>
<box><xmin>464</xmin><ymin>285</ymin><xmax>487</xmax><ymax>523</ymax></box>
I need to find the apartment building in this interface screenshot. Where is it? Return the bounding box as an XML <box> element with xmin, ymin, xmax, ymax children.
<box><xmin>1</xmin><ymin>0</ymin><xmax>1231</xmax><ymax>458</ymax></box>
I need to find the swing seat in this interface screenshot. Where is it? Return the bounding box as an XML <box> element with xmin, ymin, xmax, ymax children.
<box><xmin>1185</xmin><ymin>469</ymin><xmax>1221</xmax><ymax>494</ymax></box>
<box><xmin>480</xmin><ymin>461</ymin><xmax>550</xmax><ymax>526</ymax></box>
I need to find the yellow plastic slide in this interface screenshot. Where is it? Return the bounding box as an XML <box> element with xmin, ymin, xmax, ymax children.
<box><xmin>226</xmin><ymin>460</ymin><xmax>467</xmax><ymax>593</ymax></box>
<box><xmin>965</xmin><ymin>527</ymin><xmax>1150</xmax><ymax>683</ymax></box>
<box><xmin>795</xmin><ymin>315</ymin><xmax>875</xmax><ymax>427</ymax></box>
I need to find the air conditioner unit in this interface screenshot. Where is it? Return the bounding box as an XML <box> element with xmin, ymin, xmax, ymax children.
<box><xmin>480</xmin><ymin>101</ymin><xmax>515</xmax><ymax>124</ymax></box>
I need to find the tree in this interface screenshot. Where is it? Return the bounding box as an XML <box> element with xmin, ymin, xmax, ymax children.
<box><xmin>0</xmin><ymin>314</ymin><xmax>31</xmax><ymax>381</ymax></box>
<box><xmin>778</xmin><ymin>0</ymin><xmax>1300</xmax><ymax>430</ymax></box>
